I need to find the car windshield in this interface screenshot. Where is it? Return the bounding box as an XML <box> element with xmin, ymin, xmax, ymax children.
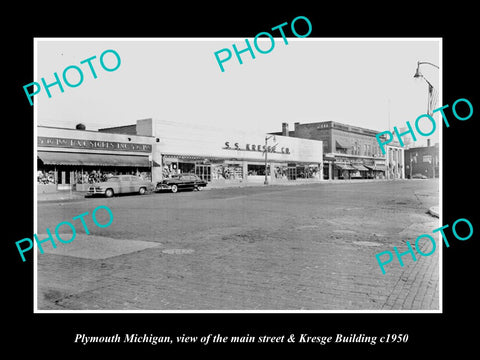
<box><xmin>107</xmin><ymin>177</ymin><xmax>120</xmax><ymax>182</ymax></box>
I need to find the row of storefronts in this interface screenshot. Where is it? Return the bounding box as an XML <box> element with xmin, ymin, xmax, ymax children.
<box><xmin>324</xmin><ymin>155</ymin><xmax>387</xmax><ymax>180</ymax></box>
<box><xmin>323</xmin><ymin>151</ymin><xmax>403</xmax><ymax>180</ymax></box>
<box><xmin>273</xmin><ymin>121</ymin><xmax>405</xmax><ymax>181</ymax></box>
<box><xmin>37</xmin><ymin>119</ymin><xmax>324</xmax><ymax>192</ymax></box>
<box><xmin>37</xmin><ymin>118</ymin><xmax>408</xmax><ymax>193</ymax></box>
<box><xmin>37</xmin><ymin>126</ymin><xmax>155</xmax><ymax>192</ymax></box>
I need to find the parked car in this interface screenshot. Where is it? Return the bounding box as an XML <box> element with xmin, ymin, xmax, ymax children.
<box><xmin>411</xmin><ymin>173</ymin><xmax>428</xmax><ymax>179</ymax></box>
<box><xmin>88</xmin><ymin>175</ymin><xmax>153</xmax><ymax>197</ymax></box>
<box><xmin>156</xmin><ymin>174</ymin><xmax>207</xmax><ymax>193</ymax></box>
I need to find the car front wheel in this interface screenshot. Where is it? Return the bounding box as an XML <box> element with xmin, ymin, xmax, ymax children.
<box><xmin>171</xmin><ymin>184</ymin><xmax>178</xmax><ymax>193</ymax></box>
<box><xmin>139</xmin><ymin>187</ymin><xmax>146</xmax><ymax>195</ymax></box>
<box><xmin>105</xmin><ymin>188</ymin><xmax>114</xmax><ymax>197</ymax></box>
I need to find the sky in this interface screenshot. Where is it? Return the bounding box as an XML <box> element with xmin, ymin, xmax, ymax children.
<box><xmin>35</xmin><ymin>38</ymin><xmax>440</xmax><ymax>146</ymax></box>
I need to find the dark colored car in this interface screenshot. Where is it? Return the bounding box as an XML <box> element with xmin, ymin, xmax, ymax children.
<box><xmin>156</xmin><ymin>174</ymin><xmax>207</xmax><ymax>193</ymax></box>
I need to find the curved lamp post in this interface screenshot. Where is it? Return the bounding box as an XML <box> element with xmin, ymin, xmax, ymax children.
<box><xmin>413</xmin><ymin>61</ymin><xmax>439</xmax><ymax>179</ymax></box>
<box><xmin>413</xmin><ymin>61</ymin><xmax>439</xmax><ymax>89</ymax></box>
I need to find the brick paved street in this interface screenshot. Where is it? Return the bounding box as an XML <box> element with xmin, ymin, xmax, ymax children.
<box><xmin>36</xmin><ymin>179</ymin><xmax>439</xmax><ymax>311</ymax></box>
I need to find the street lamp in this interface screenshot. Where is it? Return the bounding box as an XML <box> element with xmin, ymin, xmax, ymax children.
<box><xmin>413</xmin><ymin>60</ymin><xmax>439</xmax><ymax>104</ymax></box>
<box><xmin>413</xmin><ymin>61</ymin><xmax>439</xmax><ymax>87</ymax></box>
<box><xmin>264</xmin><ymin>135</ymin><xmax>277</xmax><ymax>185</ymax></box>
<box><xmin>414</xmin><ymin>61</ymin><xmax>439</xmax><ymax>176</ymax></box>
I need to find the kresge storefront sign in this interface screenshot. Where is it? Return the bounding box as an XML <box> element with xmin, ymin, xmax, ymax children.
<box><xmin>38</xmin><ymin>136</ymin><xmax>152</xmax><ymax>153</ymax></box>
<box><xmin>223</xmin><ymin>141</ymin><xmax>290</xmax><ymax>154</ymax></box>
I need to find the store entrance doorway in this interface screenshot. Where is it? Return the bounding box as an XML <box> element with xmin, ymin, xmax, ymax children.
<box><xmin>287</xmin><ymin>167</ymin><xmax>297</xmax><ymax>180</ymax></box>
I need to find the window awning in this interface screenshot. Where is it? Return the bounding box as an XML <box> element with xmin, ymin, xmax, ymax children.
<box><xmin>365</xmin><ymin>165</ymin><xmax>387</xmax><ymax>171</ymax></box>
<box><xmin>335</xmin><ymin>163</ymin><xmax>356</xmax><ymax>170</ymax></box>
<box><xmin>352</xmin><ymin>164</ymin><xmax>370</xmax><ymax>171</ymax></box>
<box><xmin>335</xmin><ymin>140</ymin><xmax>349</xmax><ymax>149</ymax></box>
<box><xmin>38</xmin><ymin>151</ymin><xmax>150</xmax><ymax>167</ymax></box>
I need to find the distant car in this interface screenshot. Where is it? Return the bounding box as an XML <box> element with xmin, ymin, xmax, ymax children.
<box><xmin>88</xmin><ymin>175</ymin><xmax>153</xmax><ymax>197</ymax></box>
<box><xmin>411</xmin><ymin>173</ymin><xmax>428</xmax><ymax>179</ymax></box>
<box><xmin>156</xmin><ymin>174</ymin><xmax>207</xmax><ymax>193</ymax></box>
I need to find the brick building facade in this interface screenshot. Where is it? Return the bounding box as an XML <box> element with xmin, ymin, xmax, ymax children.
<box><xmin>272</xmin><ymin>121</ymin><xmax>404</xmax><ymax>180</ymax></box>
<box><xmin>404</xmin><ymin>142</ymin><xmax>439</xmax><ymax>178</ymax></box>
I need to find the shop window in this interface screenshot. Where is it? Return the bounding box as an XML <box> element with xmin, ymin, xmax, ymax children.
<box><xmin>422</xmin><ymin>155</ymin><xmax>432</xmax><ymax>163</ymax></box>
<box><xmin>274</xmin><ymin>166</ymin><xmax>288</xmax><ymax>180</ymax></box>
<box><xmin>323</xmin><ymin>141</ymin><xmax>329</xmax><ymax>152</ymax></box>
<box><xmin>212</xmin><ymin>164</ymin><xmax>243</xmax><ymax>180</ymax></box>
<box><xmin>72</xmin><ymin>167</ymin><xmax>151</xmax><ymax>184</ymax></box>
<box><xmin>178</xmin><ymin>162</ymin><xmax>195</xmax><ymax>174</ymax></box>
<box><xmin>295</xmin><ymin>165</ymin><xmax>319</xmax><ymax>179</ymax></box>
<box><xmin>37</xmin><ymin>169</ymin><xmax>57</xmax><ymax>184</ymax></box>
<box><xmin>247</xmin><ymin>164</ymin><xmax>266</xmax><ymax>176</ymax></box>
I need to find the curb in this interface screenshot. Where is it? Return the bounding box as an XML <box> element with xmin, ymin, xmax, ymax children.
<box><xmin>37</xmin><ymin>192</ymin><xmax>86</xmax><ymax>202</ymax></box>
<box><xmin>37</xmin><ymin>179</ymin><xmax>434</xmax><ymax>201</ymax></box>
<box><xmin>428</xmin><ymin>206</ymin><xmax>439</xmax><ymax>218</ymax></box>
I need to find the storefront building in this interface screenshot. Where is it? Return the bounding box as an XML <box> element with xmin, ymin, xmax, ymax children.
<box><xmin>132</xmin><ymin>118</ymin><xmax>323</xmax><ymax>185</ymax></box>
<box><xmin>385</xmin><ymin>144</ymin><xmax>405</xmax><ymax>180</ymax></box>
<box><xmin>37</xmin><ymin>119</ymin><xmax>324</xmax><ymax>192</ymax></box>
<box><xmin>37</xmin><ymin>124</ymin><xmax>155</xmax><ymax>193</ymax></box>
<box><xmin>273</xmin><ymin>121</ymin><xmax>389</xmax><ymax>180</ymax></box>
<box><xmin>404</xmin><ymin>141</ymin><xmax>439</xmax><ymax>178</ymax></box>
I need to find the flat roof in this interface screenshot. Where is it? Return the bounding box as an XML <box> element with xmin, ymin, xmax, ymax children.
<box><xmin>37</xmin><ymin>125</ymin><xmax>155</xmax><ymax>138</ymax></box>
<box><xmin>294</xmin><ymin>120</ymin><xmax>381</xmax><ymax>135</ymax></box>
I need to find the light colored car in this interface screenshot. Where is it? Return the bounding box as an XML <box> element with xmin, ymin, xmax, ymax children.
<box><xmin>88</xmin><ymin>175</ymin><xmax>153</xmax><ymax>197</ymax></box>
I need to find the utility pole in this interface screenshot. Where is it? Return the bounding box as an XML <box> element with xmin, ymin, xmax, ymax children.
<box><xmin>263</xmin><ymin>135</ymin><xmax>276</xmax><ymax>185</ymax></box>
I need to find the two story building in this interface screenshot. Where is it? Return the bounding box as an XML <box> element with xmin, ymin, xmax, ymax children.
<box><xmin>272</xmin><ymin>121</ymin><xmax>404</xmax><ymax>180</ymax></box>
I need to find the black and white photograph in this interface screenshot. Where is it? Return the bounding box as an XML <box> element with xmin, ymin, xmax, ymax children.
<box><xmin>6</xmin><ymin>6</ymin><xmax>478</xmax><ymax>356</ymax></box>
<box><xmin>33</xmin><ymin>38</ymin><xmax>441</xmax><ymax>312</ymax></box>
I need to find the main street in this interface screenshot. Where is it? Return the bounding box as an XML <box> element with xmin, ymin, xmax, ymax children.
<box><xmin>36</xmin><ymin>179</ymin><xmax>439</xmax><ymax>311</ymax></box>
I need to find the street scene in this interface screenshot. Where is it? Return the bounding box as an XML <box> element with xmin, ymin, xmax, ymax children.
<box><xmin>34</xmin><ymin>38</ymin><xmax>441</xmax><ymax>312</ymax></box>
<box><xmin>37</xmin><ymin>179</ymin><xmax>439</xmax><ymax>311</ymax></box>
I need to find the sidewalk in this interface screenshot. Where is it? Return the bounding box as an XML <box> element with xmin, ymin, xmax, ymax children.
<box><xmin>37</xmin><ymin>178</ymin><xmax>419</xmax><ymax>201</ymax></box>
<box><xmin>37</xmin><ymin>190</ymin><xmax>86</xmax><ymax>202</ymax></box>
<box><xmin>205</xmin><ymin>178</ymin><xmax>408</xmax><ymax>189</ymax></box>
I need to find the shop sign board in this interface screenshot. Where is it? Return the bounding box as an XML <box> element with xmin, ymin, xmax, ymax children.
<box><xmin>223</xmin><ymin>141</ymin><xmax>290</xmax><ymax>154</ymax></box>
<box><xmin>38</xmin><ymin>136</ymin><xmax>152</xmax><ymax>153</ymax></box>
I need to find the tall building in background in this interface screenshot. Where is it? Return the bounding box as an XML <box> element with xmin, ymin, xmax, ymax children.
<box><xmin>271</xmin><ymin>121</ymin><xmax>405</xmax><ymax>180</ymax></box>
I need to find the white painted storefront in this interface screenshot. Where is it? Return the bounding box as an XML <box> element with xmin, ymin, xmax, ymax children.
<box><xmin>36</xmin><ymin>118</ymin><xmax>324</xmax><ymax>192</ymax></box>
<box><xmin>136</xmin><ymin>119</ymin><xmax>324</xmax><ymax>185</ymax></box>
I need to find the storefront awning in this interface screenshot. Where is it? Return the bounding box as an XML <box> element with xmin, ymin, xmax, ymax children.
<box><xmin>335</xmin><ymin>140</ymin><xmax>349</xmax><ymax>149</ymax></box>
<box><xmin>38</xmin><ymin>151</ymin><xmax>150</xmax><ymax>167</ymax></box>
<box><xmin>364</xmin><ymin>165</ymin><xmax>387</xmax><ymax>171</ymax></box>
<box><xmin>335</xmin><ymin>163</ymin><xmax>356</xmax><ymax>170</ymax></box>
<box><xmin>352</xmin><ymin>164</ymin><xmax>370</xmax><ymax>171</ymax></box>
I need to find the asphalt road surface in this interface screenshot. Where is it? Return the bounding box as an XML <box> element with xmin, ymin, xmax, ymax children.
<box><xmin>36</xmin><ymin>179</ymin><xmax>439</xmax><ymax>311</ymax></box>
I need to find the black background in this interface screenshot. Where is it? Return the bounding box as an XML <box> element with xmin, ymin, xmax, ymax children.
<box><xmin>5</xmin><ymin>3</ymin><xmax>478</xmax><ymax>356</ymax></box>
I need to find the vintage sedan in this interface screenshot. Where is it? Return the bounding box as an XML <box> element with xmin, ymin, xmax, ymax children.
<box><xmin>88</xmin><ymin>175</ymin><xmax>153</xmax><ymax>197</ymax></box>
<box><xmin>411</xmin><ymin>173</ymin><xmax>428</xmax><ymax>179</ymax></box>
<box><xmin>156</xmin><ymin>174</ymin><xmax>207</xmax><ymax>193</ymax></box>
